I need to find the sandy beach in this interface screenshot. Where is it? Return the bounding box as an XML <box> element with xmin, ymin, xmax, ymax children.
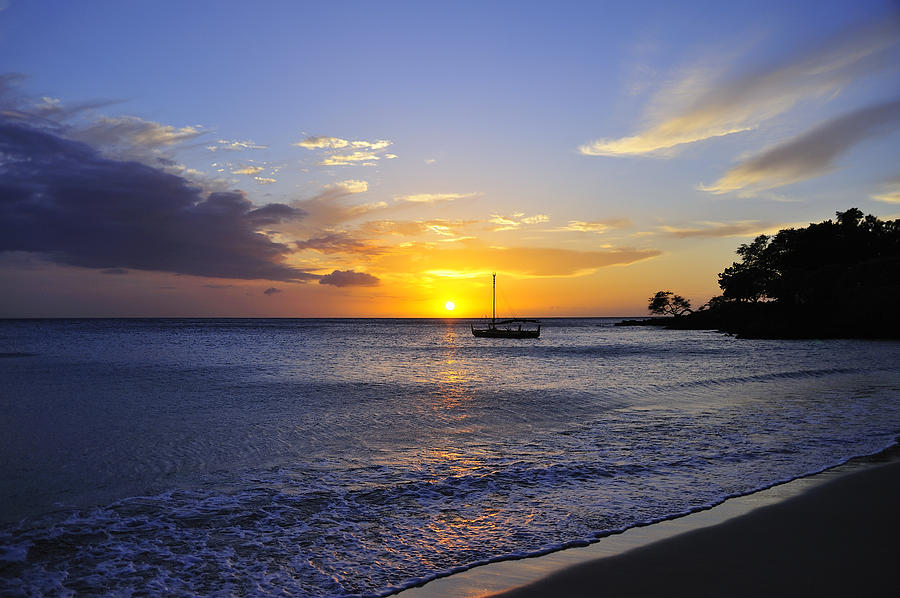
<box><xmin>491</xmin><ymin>459</ymin><xmax>900</xmax><ymax>597</ymax></box>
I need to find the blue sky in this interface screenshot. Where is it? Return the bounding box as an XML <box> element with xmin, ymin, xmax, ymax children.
<box><xmin>1</xmin><ymin>0</ymin><xmax>899</xmax><ymax>316</ymax></box>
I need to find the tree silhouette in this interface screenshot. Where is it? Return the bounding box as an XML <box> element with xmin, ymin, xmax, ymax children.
<box><xmin>717</xmin><ymin>208</ymin><xmax>900</xmax><ymax>309</ymax></box>
<box><xmin>648</xmin><ymin>291</ymin><xmax>693</xmax><ymax>316</ymax></box>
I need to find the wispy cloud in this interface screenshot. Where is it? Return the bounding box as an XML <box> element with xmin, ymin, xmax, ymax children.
<box><xmin>288</xmin><ymin>184</ymin><xmax>385</xmax><ymax>229</ymax></box>
<box><xmin>74</xmin><ymin>115</ymin><xmax>204</xmax><ymax>153</ymax></box>
<box><xmin>318</xmin><ymin>269</ymin><xmax>380</xmax><ymax>287</ymax></box>
<box><xmin>329</xmin><ymin>179</ymin><xmax>368</xmax><ymax>193</ymax></box>
<box><xmin>295</xmin><ymin>232</ymin><xmax>384</xmax><ymax>255</ymax></box>
<box><xmin>294</xmin><ymin>136</ymin><xmax>391</xmax><ymax>150</ymax></box>
<box><xmin>555</xmin><ymin>219</ymin><xmax>631</xmax><ymax>233</ymax></box>
<box><xmin>700</xmin><ymin>98</ymin><xmax>900</xmax><ymax>194</ymax></box>
<box><xmin>658</xmin><ymin>220</ymin><xmax>775</xmax><ymax>238</ymax></box>
<box><xmin>357</xmin><ymin>219</ymin><xmax>479</xmax><ymax>238</ymax></box>
<box><xmin>489</xmin><ymin>212</ymin><xmax>550</xmax><ymax>231</ymax></box>
<box><xmin>580</xmin><ymin>17</ymin><xmax>900</xmax><ymax>156</ymax></box>
<box><xmin>376</xmin><ymin>242</ymin><xmax>661</xmax><ymax>278</ymax></box>
<box><xmin>206</xmin><ymin>139</ymin><xmax>267</xmax><ymax>152</ymax></box>
<box><xmin>870</xmin><ymin>177</ymin><xmax>900</xmax><ymax>203</ymax></box>
<box><xmin>319</xmin><ymin>151</ymin><xmax>385</xmax><ymax>166</ymax></box>
<box><xmin>231</xmin><ymin>165</ymin><xmax>265</xmax><ymax>175</ymax></box>
<box><xmin>294</xmin><ymin>135</ymin><xmax>395</xmax><ymax>166</ymax></box>
<box><xmin>395</xmin><ymin>192</ymin><xmax>478</xmax><ymax>204</ymax></box>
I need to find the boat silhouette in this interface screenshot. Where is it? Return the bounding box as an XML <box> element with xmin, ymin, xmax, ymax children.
<box><xmin>471</xmin><ymin>273</ymin><xmax>541</xmax><ymax>338</ymax></box>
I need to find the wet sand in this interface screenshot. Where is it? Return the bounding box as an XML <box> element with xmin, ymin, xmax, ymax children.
<box><xmin>491</xmin><ymin>460</ymin><xmax>900</xmax><ymax>597</ymax></box>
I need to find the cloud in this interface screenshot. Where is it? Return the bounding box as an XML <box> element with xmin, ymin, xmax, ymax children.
<box><xmin>318</xmin><ymin>269</ymin><xmax>380</xmax><ymax>287</ymax></box>
<box><xmin>231</xmin><ymin>165</ymin><xmax>265</xmax><ymax>175</ymax></box>
<box><xmin>870</xmin><ymin>178</ymin><xmax>900</xmax><ymax>203</ymax></box>
<box><xmin>556</xmin><ymin>219</ymin><xmax>631</xmax><ymax>233</ymax></box>
<box><xmin>254</xmin><ymin>176</ymin><xmax>277</xmax><ymax>185</ymax></box>
<box><xmin>294</xmin><ymin>136</ymin><xmax>351</xmax><ymax>149</ymax></box>
<box><xmin>658</xmin><ymin>220</ymin><xmax>774</xmax><ymax>238</ymax></box>
<box><xmin>263</xmin><ymin>287</ymin><xmax>282</xmax><ymax>295</ymax></box>
<box><xmin>376</xmin><ymin>241</ymin><xmax>661</xmax><ymax>278</ymax></box>
<box><xmin>288</xmin><ymin>185</ymin><xmax>386</xmax><ymax>229</ymax></box>
<box><xmin>295</xmin><ymin>232</ymin><xmax>384</xmax><ymax>255</ymax></box>
<box><xmin>700</xmin><ymin>98</ymin><xmax>900</xmax><ymax>194</ymax></box>
<box><xmin>1</xmin><ymin>76</ymin><xmax>119</xmax><ymax>124</ymax></box>
<box><xmin>0</xmin><ymin>116</ymin><xmax>314</xmax><ymax>282</ymax></box>
<box><xmin>74</xmin><ymin>115</ymin><xmax>204</xmax><ymax>152</ymax></box>
<box><xmin>206</xmin><ymin>139</ymin><xmax>266</xmax><ymax>152</ymax></box>
<box><xmin>233</xmin><ymin>165</ymin><xmax>264</xmax><ymax>176</ymax></box>
<box><xmin>395</xmin><ymin>192</ymin><xmax>478</xmax><ymax>204</ymax></box>
<box><xmin>319</xmin><ymin>151</ymin><xmax>385</xmax><ymax>166</ymax></box>
<box><xmin>330</xmin><ymin>179</ymin><xmax>368</xmax><ymax>193</ymax></box>
<box><xmin>356</xmin><ymin>218</ymin><xmax>479</xmax><ymax>238</ymax></box>
<box><xmin>295</xmin><ymin>135</ymin><xmax>395</xmax><ymax>165</ymax></box>
<box><xmin>294</xmin><ymin>136</ymin><xmax>391</xmax><ymax>151</ymax></box>
<box><xmin>489</xmin><ymin>212</ymin><xmax>550</xmax><ymax>231</ymax></box>
<box><xmin>580</xmin><ymin>16</ymin><xmax>900</xmax><ymax>156</ymax></box>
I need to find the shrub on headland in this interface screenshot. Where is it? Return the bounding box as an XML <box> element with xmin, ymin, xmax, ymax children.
<box><xmin>623</xmin><ymin>209</ymin><xmax>900</xmax><ymax>338</ymax></box>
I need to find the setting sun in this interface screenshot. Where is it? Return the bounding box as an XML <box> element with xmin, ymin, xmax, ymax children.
<box><xmin>444</xmin><ymin>301</ymin><xmax>456</xmax><ymax>312</ymax></box>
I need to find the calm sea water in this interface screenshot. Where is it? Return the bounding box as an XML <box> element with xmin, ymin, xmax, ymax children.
<box><xmin>1</xmin><ymin>318</ymin><xmax>899</xmax><ymax>596</ymax></box>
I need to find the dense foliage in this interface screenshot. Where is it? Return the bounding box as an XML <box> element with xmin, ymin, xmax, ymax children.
<box><xmin>717</xmin><ymin>208</ymin><xmax>900</xmax><ymax>308</ymax></box>
<box><xmin>675</xmin><ymin>209</ymin><xmax>900</xmax><ymax>338</ymax></box>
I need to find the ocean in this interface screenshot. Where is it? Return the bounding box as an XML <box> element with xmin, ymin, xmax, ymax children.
<box><xmin>1</xmin><ymin>318</ymin><xmax>899</xmax><ymax>596</ymax></box>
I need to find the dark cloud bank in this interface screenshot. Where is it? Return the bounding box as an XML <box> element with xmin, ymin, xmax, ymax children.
<box><xmin>0</xmin><ymin>118</ymin><xmax>313</xmax><ymax>281</ymax></box>
<box><xmin>0</xmin><ymin>113</ymin><xmax>377</xmax><ymax>287</ymax></box>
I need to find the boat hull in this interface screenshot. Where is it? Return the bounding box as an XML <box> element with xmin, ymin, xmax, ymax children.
<box><xmin>471</xmin><ymin>325</ymin><xmax>540</xmax><ymax>339</ymax></box>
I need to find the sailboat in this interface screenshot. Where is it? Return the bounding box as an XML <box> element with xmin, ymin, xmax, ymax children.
<box><xmin>471</xmin><ymin>273</ymin><xmax>541</xmax><ymax>338</ymax></box>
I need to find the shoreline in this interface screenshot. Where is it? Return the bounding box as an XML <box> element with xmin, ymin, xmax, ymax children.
<box><xmin>395</xmin><ymin>444</ymin><xmax>900</xmax><ymax>598</ymax></box>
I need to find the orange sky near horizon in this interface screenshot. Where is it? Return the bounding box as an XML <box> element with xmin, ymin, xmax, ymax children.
<box><xmin>2</xmin><ymin>2</ymin><xmax>898</xmax><ymax>318</ymax></box>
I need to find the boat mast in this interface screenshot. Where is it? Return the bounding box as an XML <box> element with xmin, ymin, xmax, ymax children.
<box><xmin>492</xmin><ymin>272</ymin><xmax>496</xmax><ymax>324</ymax></box>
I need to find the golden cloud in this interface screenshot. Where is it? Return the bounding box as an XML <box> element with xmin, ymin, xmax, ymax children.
<box><xmin>870</xmin><ymin>179</ymin><xmax>900</xmax><ymax>204</ymax></box>
<box><xmin>375</xmin><ymin>242</ymin><xmax>661</xmax><ymax>278</ymax></box>
<box><xmin>580</xmin><ymin>18</ymin><xmax>900</xmax><ymax>156</ymax></box>
<box><xmin>557</xmin><ymin>219</ymin><xmax>631</xmax><ymax>233</ymax></box>
<box><xmin>357</xmin><ymin>219</ymin><xmax>480</xmax><ymax>237</ymax></box>
<box><xmin>231</xmin><ymin>165</ymin><xmax>265</xmax><ymax>175</ymax></box>
<box><xmin>293</xmin><ymin>136</ymin><xmax>351</xmax><ymax>149</ymax></box>
<box><xmin>489</xmin><ymin>212</ymin><xmax>550</xmax><ymax>231</ymax></box>
<box><xmin>395</xmin><ymin>192</ymin><xmax>478</xmax><ymax>204</ymax></box>
<box><xmin>319</xmin><ymin>151</ymin><xmax>383</xmax><ymax>166</ymax></box>
<box><xmin>329</xmin><ymin>179</ymin><xmax>368</xmax><ymax>193</ymax></box>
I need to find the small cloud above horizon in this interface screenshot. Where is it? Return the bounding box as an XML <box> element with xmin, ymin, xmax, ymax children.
<box><xmin>318</xmin><ymin>269</ymin><xmax>380</xmax><ymax>287</ymax></box>
<box><xmin>489</xmin><ymin>213</ymin><xmax>550</xmax><ymax>231</ymax></box>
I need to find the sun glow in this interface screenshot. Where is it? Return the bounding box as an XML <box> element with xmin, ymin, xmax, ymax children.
<box><xmin>444</xmin><ymin>301</ymin><xmax>456</xmax><ymax>311</ymax></box>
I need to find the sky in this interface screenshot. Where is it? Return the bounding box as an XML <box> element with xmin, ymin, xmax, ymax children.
<box><xmin>1</xmin><ymin>0</ymin><xmax>899</xmax><ymax>317</ymax></box>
